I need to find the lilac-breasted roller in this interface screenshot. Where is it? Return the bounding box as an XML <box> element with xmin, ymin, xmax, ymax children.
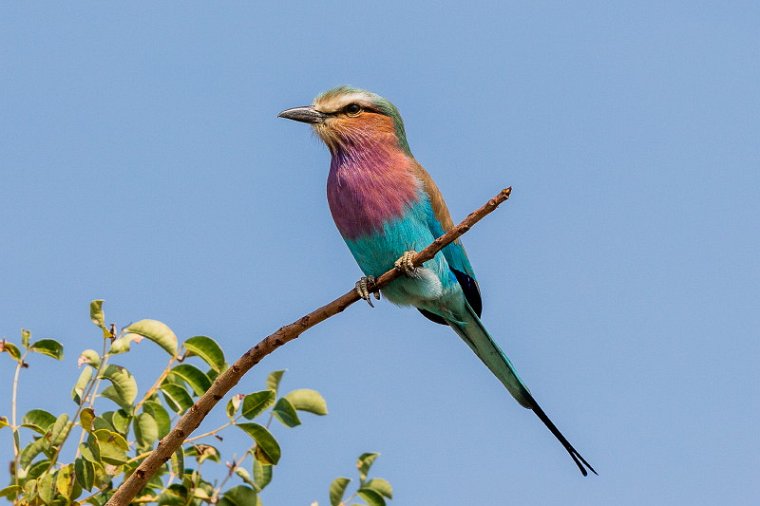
<box><xmin>279</xmin><ymin>86</ymin><xmax>596</xmax><ymax>476</ymax></box>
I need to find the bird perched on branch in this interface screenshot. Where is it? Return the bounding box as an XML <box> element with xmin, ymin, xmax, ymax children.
<box><xmin>279</xmin><ymin>86</ymin><xmax>596</xmax><ymax>476</ymax></box>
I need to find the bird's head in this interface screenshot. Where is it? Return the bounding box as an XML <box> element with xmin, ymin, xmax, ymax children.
<box><xmin>278</xmin><ymin>86</ymin><xmax>411</xmax><ymax>155</ymax></box>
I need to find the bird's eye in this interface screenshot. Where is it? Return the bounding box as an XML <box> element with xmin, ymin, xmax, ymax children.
<box><xmin>344</xmin><ymin>103</ymin><xmax>362</xmax><ymax>116</ymax></box>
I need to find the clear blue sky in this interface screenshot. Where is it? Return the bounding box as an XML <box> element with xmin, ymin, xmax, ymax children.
<box><xmin>2</xmin><ymin>2</ymin><xmax>758</xmax><ymax>504</ymax></box>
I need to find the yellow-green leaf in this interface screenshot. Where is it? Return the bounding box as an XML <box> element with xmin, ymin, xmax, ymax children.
<box><xmin>0</xmin><ymin>340</ymin><xmax>21</xmax><ymax>362</ymax></box>
<box><xmin>49</xmin><ymin>413</ymin><xmax>72</xmax><ymax>446</ymax></box>
<box><xmin>29</xmin><ymin>339</ymin><xmax>64</xmax><ymax>360</ymax></box>
<box><xmin>78</xmin><ymin>349</ymin><xmax>101</xmax><ymax>367</ymax></box>
<box><xmin>124</xmin><ymin>319</ymin><xmax>178</xmax><ymax>357</ymax></box>
<box><xmin>134</xmin><ymin>412</ymin><xmax>159</xmax><ymax>449</ymax></box>
<box><xmin>365</xmin><ymin>478</ymin><xmax>393</xmax><ymax>499</ymax></box>
<box><xmin>236</xmin><ymin>423</ymin><xmax>281</xmax><ymax>465</ymax></box>
<box><xmin>0</xmin><ymin>485</ymin><xmax>21</xmax><ymax>500</ymax></box>
<box><xmin>253</xmin><ymin>459</ymin><xmax>272</xmax><ymax>491</ymax></box>
<box><xmin>21</xmin><ymin>329</ymin><xmax>31</xmax><ymax>348</ymax></box>
<box><xmin>170</xmin><ymin>448</ymin><xmax>184</xmax><ymax>477</ymax></box>
<box><xmin>56</xmin><ymin>463</ymin><xmax>76</xmax><ymax>499</ymax></box>
<box><xmin>93</xmin><ymin>429</ymin><xmax>128</xmax><ymax>465</ymax></box>
<box><xmin>80</xmin><ymin>408</ymin><xmax>95</xmax><ymax>433</ymax></box>
<box><xmin>357</xmin><ymin>452</ymin><xmax>379</xmax><ymax>482</ymax></box>
<box><xmin>143</xmin><ymin>401</ymin><xmax>171</xmax><ymax>439</ymax></box>
<box><xmin>284</xmin><ymin>388</ymin><xmax>328</xmax><ymax>415</ymax></box>
<box><xmin>0</xmin><ymin>416</ymin><xmax>7</xmax><ymax>430</ymax></box>
<box><xmin>72</xmin><ymin>366</ymin><xmax>94</xmax><ymax>405</ymax></box>
<box><xmin>37</xmin><ymin>471</ymin><xmax>55</xmax><ymax>504</ymax></box>
<box><xmin>329</xmin><ymin>477</ymin><xmax>350</xmax><ymax>506</ymax></box>
<box><xmin>90</xmin><ymin>299</ymin><xmax>107</xmax><ymax>330</ymax></box>
<box><xmin>266</xmin><ymin>370</ymin><xmax>285</xmax><ymax>394</ymax></box>
<box><xmin>183</xmin><ymin>335</ymin><xmax>225</xmax><ymax>373</ymax></box>
<box><xmin>100</xmin><ymin>365</ymin><xmax>138</xmax><ymax>410</ymax></box>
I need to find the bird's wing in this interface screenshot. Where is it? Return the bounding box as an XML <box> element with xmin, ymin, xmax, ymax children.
<box><xmin>413</xmin><ymin>163</ymin><xmax>483</xmax><ymax>317</ymax></box>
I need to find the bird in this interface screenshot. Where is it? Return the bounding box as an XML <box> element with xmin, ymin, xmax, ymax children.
<box><xmin>279</xmin><ymin>86</ymin><xmax>596</xmax><ymax>476</ymax></box>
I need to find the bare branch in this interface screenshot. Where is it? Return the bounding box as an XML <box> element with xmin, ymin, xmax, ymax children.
<box><xmin>106</xmin><ymin>186</ymin><xmax>512</xmax><ymax>505</ymax></box>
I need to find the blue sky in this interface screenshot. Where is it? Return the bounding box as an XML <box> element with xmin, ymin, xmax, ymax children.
<box><xmin>2</xmin><ymin>2</ymin><xmax>759</xmax><ymax>504</ymax></box>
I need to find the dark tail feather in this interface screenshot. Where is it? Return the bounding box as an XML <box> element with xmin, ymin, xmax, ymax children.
<box><xmin>524</xmin><ymin>391</ymin><xmax>597</xmax><ymax>476</ymax></box>
<box><xmin>449</xmin><ymin>302</ymin><xmax>597</xmax><ymax>476</ymax></box>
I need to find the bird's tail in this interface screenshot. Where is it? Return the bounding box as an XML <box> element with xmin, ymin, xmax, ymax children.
<box><xmin>448</xmin><ymin>304</ymin><xmax>597</xmax><ymax>476</ymax></box>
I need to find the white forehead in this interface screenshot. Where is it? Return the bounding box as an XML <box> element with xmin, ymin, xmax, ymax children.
<box><xmin>314</xmin><ymin>91</ymin><xmax>377</xmax><ymax>113</ymax></box>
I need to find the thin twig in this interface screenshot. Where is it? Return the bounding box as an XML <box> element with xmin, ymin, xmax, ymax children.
<box><xmin>106</xmin><ymin>186</ymin><xmax>512</xmax><ymax>505</ymax></box>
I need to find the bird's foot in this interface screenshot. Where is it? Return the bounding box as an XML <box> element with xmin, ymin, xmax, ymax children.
<box><xmin>394</xmin><ymin>250</ymin><xmax>418</xmax><ymax>276</ymax></box>
<box><xmin>355</xmin><ymin>276</ymin><xmax>381</xmax><ymax>307</ymax></box>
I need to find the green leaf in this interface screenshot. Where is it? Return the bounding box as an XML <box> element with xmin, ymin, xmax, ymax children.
<box><xmin>90</xmin><ymin>299</ymin><xmax>107</xmax><ymax>331</ymax></box>
<box><xmin>284</xmin><ymin>388</ymin><xmax>328</xmax><ymax>415</ymax></box>
<box><xmin>99</xmin><ymin>365</ymin><xmax>138</xmax><ymax>410</ymax></box>
<box><xmin>93</xmin><ymin>429</ymin><xmax>128</xmax><ymax>465</ymax></box>
<box><xmin>253</xmin><ymin>459</ymin><xmax>272</xmax><ymax>491</ymax></box>
<box><xmin>22</xmin><ymin>409</ymin><xmax>57</xmax><ymax>434</ymax></box>
<box><xmin>183</xmin><ymin>336</ymin><xmax>225</xmax><ymax>373</ymax></box>
<box><xmin>0</xmin><ymin>485</ymin><xmax>21</xmax><ymax>500</ymax></box>
<box><xmin>134</xmin><ymin>412</ymin><xmax>159</xmax><ymax>449</ymax></box>
<box><xmin>0</xmin><ymin>416</ymin><xmax>7</xmax><ymax>429</ymax></box>
<box><xmin>37</xmin><ymin>471</ymin><xmax>55</xmax><ymax>504</ymax></box>
<box><xmin>80</xmin><ymin>408</ymin><xmax>95</xmax><ymax>432</ymax></box>
<box><xmin>329</xmin><ymin>477</ymin><xmax>351</xmax><ymax>506</ymax></box>
<box><xmin>0</xmin><ymin>340</ymin><xmax>21</xmax><ymax>362</ymax></box>
<box><xmin>272</xmin><ymin>397</ymin><xmax>301</xmax><ymax>428</ymax></box>
<box><xmin>112</xmin><ymin>410</ymin><xmax>132</xmax><ymax>435</ymax></box>
<box><xmin>21</xmin><ymin>329</ymin><xmax>31</xmax><ymax>348</ymax></box>
<box><xmin>226</xmin><ymin>394</ymin><xmax>243</xmax><ymax>420</ymax></box>
<box><xmin>364</xmin><ymin>478</ymin><xmax>393</xmax><ymax>499</ymax></box>
<box><xmin>56</xmin><ymin>463</ymin><xmax>76</xmax><ymax>499</ymax></box>
<box><xmin>78</xmin><ymin>349</ymin><xmax>101</xmax><ymax>367</ymax></box>
<box><xmin>108</xmin><ymin>334</ymin><xmax>138</xmax><ymax>355</ymax></box>
<box><xmin>157</xmin><ymin>483</ymin><xmax>188</xmax><ymax>505</ymax></box>
<box><xmin>170</xmin><ymin>448</ymin><xmax>184</xmax><ymax>477</ymax></box>
<box><xmin>218</xmin><ymin>485</ymin><xmax>258</xmax><ymax>506</ymax></box>
<box><xmin>161</xmin><ymin>383</ymin><xmax>194</xmax><ymax>414</ymax></box>
<box><xmin>357</xmin><ymin>453</ymin><xmax>379</xmax><ymax>483</ymax></box>
<box><xmin>236</xmin><ymin>423</ymin><xmax>281</xmax><ymax>465</ymax></box>
<box><xmin>20</xmin><ymin>437</ymin><xmax>48</xmax><ymax>469</ymax></box>
<box><xmin>241</xmin><ymin>390</ymin><xmax>275</xmax><ymax>420</ymax></box>
<box><xmin>49</xmin><ymin>413</ymin><xmax>72</xmax><ymax>446</ymax></box>
<box><xmin>123</xmin><ymin>319</ymin><xmax>178</xmax><ymax>357</ymax></box>
<box><xmin>234</xmin><ymin>467</ymin><xmax>255</xmax><ymax>488</ymax></box>
<box><xmin>26</xmin><ymin>459</ymin><xmax>50</xmax><ymax>480</ymax></box>
<box><xmin>80</xmin><ymin>436</ymin><xmax>102</xmax><ymax>465</ymax></box>
<box><xmin>29</xmin><ymin>338</ymin><xmax>64</xmax><ymax>360</ymax></box>
<box><xmin>266</xmin><ymin>370</ymin><xmax>285</xmax><ymax>394</ymax></box>
<box><xmin>357</xmin><ymin>488</ymin><xmax>386</xmax><ymax>506</ymax></box>
<box><xmin>170</xmin><ymin>364</ymin><xmax>212</xmax><ymax>396</ymax></box>
<box><xmin>75</xmin><ymin>457</ymin><xmax>95</xmax><ymax>491</ymax></box>
<box><xmin>186</xmin><ymin>444</ymin><xmax>220</xmax><ymax>464</ymax></box>
<box><xmin>72</xmin><ymin>366</ymin><xmax>94</xmax><ymax>405</ymax></box>
<box><xmin>144</xmin><ymin>401</ymin><xmax>171</xmax><ymax>439</ymax></box>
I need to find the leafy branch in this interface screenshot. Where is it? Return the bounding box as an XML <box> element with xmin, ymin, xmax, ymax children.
<box><xmin>107</xmin><ymin>186</ymin><xmax>513</xmax><ymax>505</ymax></box>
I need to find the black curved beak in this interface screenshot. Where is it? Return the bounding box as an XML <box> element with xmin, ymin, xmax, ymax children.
<box><xmin>277</xmin><ymin>106</ymin><xmax>326</xmax><ymax>124</ymax></box>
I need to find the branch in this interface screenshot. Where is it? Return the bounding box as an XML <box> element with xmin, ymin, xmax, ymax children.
<box><xmin>106</xmin><ymin>186</ymin><xmax>512</xmax><ymax>505</ymax></box>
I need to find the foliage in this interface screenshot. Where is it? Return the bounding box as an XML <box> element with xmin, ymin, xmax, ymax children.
<box><xmin>1</xmin><ymin>300</ymin><xmax>393</xmax><ymax>505</ymax></box>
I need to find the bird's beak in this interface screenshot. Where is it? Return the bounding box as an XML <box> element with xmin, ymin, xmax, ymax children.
<box><xmin>277</xmin><ymin>105</ymin><xmax>326</xmax><ymax>124</ymax></box>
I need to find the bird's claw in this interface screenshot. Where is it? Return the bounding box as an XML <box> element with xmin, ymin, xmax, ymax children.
<box><xmin>355</xmin><ymin>276</ymin><xmax>380</xmax><ymax>307</ymax></box>
<box><xmin>394</xmin><ymin>250</ymin><xmax>418</xmax><ymax>276</ymax></box>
